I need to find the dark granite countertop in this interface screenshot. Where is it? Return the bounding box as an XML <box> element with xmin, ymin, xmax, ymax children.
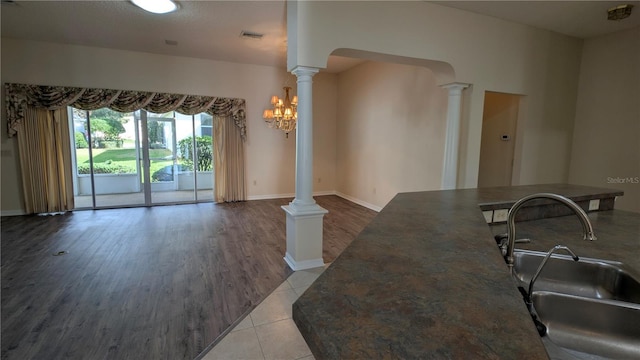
<box><xmin>293</xmin><ymin>184</ymin><xmax>637</xmax><ymax>359</ymax></box>
<box><xmin>494</xmin><ymin>209</ymin><xmax>639</xmax><ymax>267</ymax></box>
<box><xmin>475</xmin><ymin>183</ymin><xmax>623</xmax><ymax>210</ymax></box>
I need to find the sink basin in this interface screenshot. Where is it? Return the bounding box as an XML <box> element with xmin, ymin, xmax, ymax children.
<box><xmin>512</xmin><ymin>250</ymin><xmax>640</xmax><ymax>358</ymax></box>
<box><xmin>532</xmin><ymin>291</ymin><xmax>640</xmax><ymax>359</ymax></box>
<box><xmin>512</xmin><ymin>250</ymin><xmax>640</xmax><ymax>304</ymax></box>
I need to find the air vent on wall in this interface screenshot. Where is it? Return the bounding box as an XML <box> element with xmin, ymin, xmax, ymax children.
<box><xmin>240</xmin><ymin>30</ymin><xmax>264</xmax><ymax>40</ymax></box>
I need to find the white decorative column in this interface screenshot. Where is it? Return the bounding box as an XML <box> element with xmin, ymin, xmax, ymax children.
<box><xmin>282</xmin><ymin>66</ymin><xmax>328</xmax><ymax>271</ymax></box>
<box><xmin>440</xmin><ymin>82</ymin><xmax>470</xmax><ymax>190</ymax></box>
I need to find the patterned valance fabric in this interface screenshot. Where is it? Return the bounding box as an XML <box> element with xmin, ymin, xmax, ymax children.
<box><xmin>5</xmin><ymin>83</ymin><xmax>247</xmax><ymax>140</ymax></box>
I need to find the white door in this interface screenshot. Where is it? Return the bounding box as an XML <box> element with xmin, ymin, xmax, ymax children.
<box><xmin>478</xmin><ymin>92</ymin><xmax>521</xmax><ymax>187</ymax></box>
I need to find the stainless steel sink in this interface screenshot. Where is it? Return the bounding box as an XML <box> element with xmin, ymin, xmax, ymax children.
<box><xmin>511</xmin><ymin>250</ymin><xmax>640</xmax><ymax>358</ymax></box>
<box><xmin>531</xmin><ymin>291</ymin><xmax>640</xmax><ymax>359</ymax></box>
<box><xmin>512</xmin><ymin>250</ymin><xmax>640</xmax><ymax>304</ymax></box>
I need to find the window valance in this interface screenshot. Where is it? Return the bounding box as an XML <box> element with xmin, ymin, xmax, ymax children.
<box><xmin>5</xmin><ymin>83</ymin><xmax>247</xmax><ymax>140</ymax></box>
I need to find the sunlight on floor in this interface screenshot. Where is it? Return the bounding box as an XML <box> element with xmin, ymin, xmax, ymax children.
<box><xmin>201</xmin><ymin>266</ymin><xmax>327</xmax><ymax>360</ymax></box>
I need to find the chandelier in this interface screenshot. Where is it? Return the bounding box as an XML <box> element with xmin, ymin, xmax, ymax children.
<box><xmin>263</xmin><ymin>87</ymin><xmax>298</xmax><ymax>138</ymax></box>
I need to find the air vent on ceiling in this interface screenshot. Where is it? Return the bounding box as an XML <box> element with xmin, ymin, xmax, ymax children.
<box><xmin>240</xmin><ymin>30</ymin><xmax>264</xmax><ymax>40</ymax></box>
<box><xmin>1</xmin><ymin>0</ymin><xmax>19</xmax><ymax>6</ymax></box>
<box><xmin>165</xmin><ymin>39</ymin><xmax>178</xmax><ymax>46</ymax></box>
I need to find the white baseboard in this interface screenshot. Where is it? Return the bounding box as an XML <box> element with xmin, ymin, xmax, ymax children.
<box><xmin>313</xmin><ymin>190</ymin><xmax>336</xmax><ymax>196</ymax></box>
<box><xmin>247</xmin><ymin>193</ymin><xmax>295</xmax><ymax>201</ymax></box>
<box><xmin>247</xmin><ymin>190</ymin><xmax>382</xmax><ymax>212</ymax></box>
<box><xmin>1</xmin><ymin>209</ymin><xmax>26</xmax><ymax>217</ymax></box>
<box><xmin>284</xmin><ymin>253</ymin><xmax>325</xmax><ymax>271</ymax></box>
<box><xmin>335</xmin><ymin>192</ymin><xmax>382</xmax><ymax>212</ymax></box>
<box><xmin>247</xmin><ymin>190</ymin><xmax>336</xmax><ymax>201</ymax></box>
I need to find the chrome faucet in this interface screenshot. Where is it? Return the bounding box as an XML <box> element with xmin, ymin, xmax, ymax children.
<box><xmin>501</xmin><ymin>193</ymin><xmax>596</xmax><ymax>271</ymax></box>
<box><xmin>526</xmin><ymin>245</ymin><xmax>579</xmax><ymax>304</ymax></box>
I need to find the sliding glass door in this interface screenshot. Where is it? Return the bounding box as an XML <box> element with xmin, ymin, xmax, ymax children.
<box><xmin>70</xmin><ymin>107</ymin><xmax>214</xmax><ymax>209</ymax></box>
<box><xmin>71</xmin><ymin>108</ymin><xmax>144</xmax><ymax>208</ymax></box>
<box><xmin>171</xmin><ymin>112</ymin><xmax>214</xmax><ymax>203</ymax></box>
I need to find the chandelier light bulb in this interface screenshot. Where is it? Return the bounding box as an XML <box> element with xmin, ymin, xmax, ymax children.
<box><xmin>263</xmin><ymin>86</ymin><xmax>299</xmax><ymax>137</ymax></box>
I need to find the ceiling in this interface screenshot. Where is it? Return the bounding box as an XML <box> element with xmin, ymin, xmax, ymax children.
<box><xmin>433</xmin><ymin>1</ymin><xmax>640</xmax><ymax>39</ymax></box>
<box><xmin>1</xmin><ymin>1</ymin><xmax>289</xmax><ymax>67</ymax></box>
<box><xmin>1</xmin><ymin>1</ymin><xmax>639</xmax><ymax>73</ymax></box>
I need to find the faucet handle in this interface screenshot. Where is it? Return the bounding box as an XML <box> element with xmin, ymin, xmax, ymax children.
<box><xmin>495</xmin><ymin>233</ymin><xmax>509</xmax><ymax>256</ymax></box>
<box><xmin>496</xmin><ymin>233</ymin><xmax>530</xmax><ymax>256</ymax></box>
<box><xmin>496</xmin><ymin>233</ymin><xmax>531</xmax><ymax>243</ymax></box>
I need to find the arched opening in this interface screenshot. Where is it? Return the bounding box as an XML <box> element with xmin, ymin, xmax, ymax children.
<box><xmin>329</xmin><ymin>48</ymin><xmax>456</xmax><ymax>85</ymax></box>
<box><xmin>323</xmin><ymin>48</ymin><xmax>460</xmax><ymax>208</ymax></box>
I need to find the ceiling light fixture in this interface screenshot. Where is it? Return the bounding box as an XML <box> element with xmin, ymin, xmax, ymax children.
<box><xmin>263</xmin><ymin>87</ymin><xmax>298</xmax><ymax>138</ymax></box>
<box><xmin>131</xmin><ymin>0</ymin><xmax>178</xmax><ymax>14</ymax></box>
<box><xmin>607</xmin><ymin>4</ymin><xmax>633</xmax><ymax>21</ymax></box>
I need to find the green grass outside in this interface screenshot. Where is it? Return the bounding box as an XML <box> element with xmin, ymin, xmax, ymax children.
<box><xmin>75</xmin><ymin>148</ymin><xmax>177</xmax><ymax>175</ymax></box>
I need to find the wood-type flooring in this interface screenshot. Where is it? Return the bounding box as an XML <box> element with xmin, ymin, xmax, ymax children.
<box><xmin>1</xmin><ymin>196</ymin><xmax>377</xmax><ymax>360</ymax></box>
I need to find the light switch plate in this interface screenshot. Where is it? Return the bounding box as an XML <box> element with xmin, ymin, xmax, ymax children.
<box><xmin>493</xmin><ymin>209</ymin><xmax>509</xmax><ymax>222</ymax></box>
<box><xmin>482</xmin><ymin>211</ymin><xmax>493</xmax><ymax>223</ymax></box>
<box><xmin>589</xmin><ymin>199</ymin><xmax>600</xmax><ymax>211</ymax></box>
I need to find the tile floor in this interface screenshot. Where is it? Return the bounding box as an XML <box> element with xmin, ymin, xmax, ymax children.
<box><xmin>201</xmin><ymin>266</ymin><xmax>326</xmax><ymax>360</ymax></box>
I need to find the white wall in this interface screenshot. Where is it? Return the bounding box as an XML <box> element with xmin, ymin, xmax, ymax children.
<box><xmin>288</xmin><ymin>1</ymin><xmax>583</xmax><ymax>189</ymax></box>
<box><xmin>312</xmin><ymin>72</ymin><xmax>338</xmax><ymax>195</ymax></box>
<box><xmin>0</xmin><ymin>38</ymin><xmax>337</xmax><ymax>213</ymax></box>
<box><xmin>336</xmin><ymin>61</ymin><xmax>447</xmax><ymax>209</ymax></box>
<box><xmin>569</xmin><ymin>27</ymin><xmax>640</xmax><ymax>213</ymax></box>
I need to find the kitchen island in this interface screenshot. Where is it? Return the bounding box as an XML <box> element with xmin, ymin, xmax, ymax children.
<box><xmin>293</xmin><ymin>184</ymin><xmax>636</xmax><ymax>359</ymax></box>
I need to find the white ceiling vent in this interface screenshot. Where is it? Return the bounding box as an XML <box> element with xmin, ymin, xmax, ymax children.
<box><xmin>240</xmin><ymin>30</ymin><xmax>264</xmax><ymax>40</ymax></box>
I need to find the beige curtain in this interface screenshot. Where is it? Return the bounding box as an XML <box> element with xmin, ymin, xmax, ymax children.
<box><xmin>214</xmin><ymin>115</ymin><xmax>246</xmax><ymax>202</ymax></box>
<box><xmin>17</xmin><ymin>107</ymin><xmax>74</xmax><ymax>214</ymax></box>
